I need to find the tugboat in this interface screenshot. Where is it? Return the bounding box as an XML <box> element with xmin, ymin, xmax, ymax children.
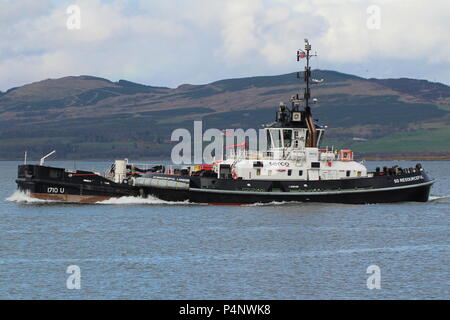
<box><xmin>15</xmin><ymin>40</ymin><xmax>434</xmax><ymax>204</ymax></box>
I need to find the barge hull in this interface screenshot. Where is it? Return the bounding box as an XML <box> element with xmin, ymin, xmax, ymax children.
<box><xmin>29</xmin><ymin>193</ymin><xmax>112</xmax><ymax>203</ymax></box>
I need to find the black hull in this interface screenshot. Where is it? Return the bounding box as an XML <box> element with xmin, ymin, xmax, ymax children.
<box><xmin>15</xmin><ymin>164</ymin><xmax>434</xmax><ymax>205</ymax></box>
<box><xmin>16</xmin><ymin>164</ymin><xmax>139</xmax><ymax>203</ymax></box>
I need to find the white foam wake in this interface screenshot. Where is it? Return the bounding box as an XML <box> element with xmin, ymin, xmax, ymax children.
<box><xmin>5</xmin><ymin>190</ymin><xmax>58</xmax><ymax>204</ymax></box>
<box><xmin>96</xmin><ymin>195</ymin><xmax>194</xmax><ymax>205</ymax></box>
<box><xmin>243</xmin><ymin>201</ymin><xmax>300</xmax><ymax>207</ymax></box>
<box><xmin>429</xmin><ymin>195</ymin><xmax>450</xmax><ymax>202</ymax></box>
<box><xmin>5</xmin><ymin>190</ymin><xmax>192</xmax><ymax>205</ymax></box>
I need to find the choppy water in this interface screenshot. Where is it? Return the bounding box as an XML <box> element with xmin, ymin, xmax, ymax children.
<box><xmin>0</xmin><ymin>160</ymin><xmax>449</xmax><ymax>299</ymax></box>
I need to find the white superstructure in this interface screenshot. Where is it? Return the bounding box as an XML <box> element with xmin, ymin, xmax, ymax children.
<box><xmin>214</xmin><ymin>126</ymin><xmax>368</xmax><ymax>181</ymax></box>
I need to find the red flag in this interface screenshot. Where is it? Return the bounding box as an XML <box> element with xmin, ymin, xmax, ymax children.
<box><xmin>297</xmin><ymin>51</ymin><xmax>306</xmax><ymax>59</ymax></box>
<box><xmin>225</xmin><ymin>142</ymin><xmax>248</xmax><ymax>149</ymax></box>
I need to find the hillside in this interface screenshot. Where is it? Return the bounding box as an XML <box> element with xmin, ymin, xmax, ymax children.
<box><xmin>0</xmin><ymin>70</ymin><xmax>449</xmax><ymax>160</ymax></box>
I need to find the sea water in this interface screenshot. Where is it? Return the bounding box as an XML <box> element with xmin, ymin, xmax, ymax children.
<box><xmin>0</xmin><ymin>160</ymin><xmax>449</xmax><ymax>299</ymax></box>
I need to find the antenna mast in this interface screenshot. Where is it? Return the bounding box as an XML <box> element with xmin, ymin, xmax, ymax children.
<box><xmin>297</xmin><ymin>39</ymin><xmax>316</xmax><ymax>110</ymax></box>
<box><xmin>297</xmin><ymin>39</ymin><xmax>318</xmax><ymax>147</ymax></box>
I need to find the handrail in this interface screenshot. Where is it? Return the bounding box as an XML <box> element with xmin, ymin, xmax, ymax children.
<box><xmin>40</xmin><ymin>150</ymin><xmax>56</xmax><ymax>165</ymax></box>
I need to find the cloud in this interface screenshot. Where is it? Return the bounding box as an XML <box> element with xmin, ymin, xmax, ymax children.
<box><xmin>0</xmin><ymin>0</ymin><xmax>449</xmax><ymax>92</ymax></box>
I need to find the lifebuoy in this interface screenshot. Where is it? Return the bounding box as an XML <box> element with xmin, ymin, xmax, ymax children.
<box><xmin>339</xmin><ymin>149</ymin><xmax>353</xmax><ymax>161</ymax></box>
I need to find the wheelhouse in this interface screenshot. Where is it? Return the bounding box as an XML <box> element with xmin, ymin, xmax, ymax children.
<box><xmin>265</xmin><ymin>127</ymin><xmax>324</xmax><ymax>150</ymax></box>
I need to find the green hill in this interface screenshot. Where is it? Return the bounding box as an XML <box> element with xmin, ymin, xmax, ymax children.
<box><xmin>0</xmin><ymin>70</ymin><xmax>449</xmax><ymax>160</ymax></box>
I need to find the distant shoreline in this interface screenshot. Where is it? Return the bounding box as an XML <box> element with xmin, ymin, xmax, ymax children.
<box><xmin>1</xmin><ymin>156</ymin><xmax>449</xmax><ymax>162</ymax></box>
<box><xmin>362</xmin><ymin>155</ymin><xmax>450</xmax><ymax>161</ymax></box>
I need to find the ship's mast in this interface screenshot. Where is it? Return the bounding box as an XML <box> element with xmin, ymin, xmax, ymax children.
<box><xmin>297</xmin><ymin>39</ymin><xmax>317</xmax><ymax>147</ymax></box>
<box><xmin>303</xmin><ymin>39</ymin><xmax>311</xmax><ymax>110</ymax></box>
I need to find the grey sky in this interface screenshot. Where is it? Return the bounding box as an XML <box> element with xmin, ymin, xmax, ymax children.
<box><xmin>0</xmin><ymin>0</ymin><xmax>449</xmax><ymax>91</ymax></box>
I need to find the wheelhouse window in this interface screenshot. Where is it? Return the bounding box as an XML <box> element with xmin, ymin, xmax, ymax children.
<box><xmin>283</xmin><ymin>129</ymin><xmax>292</xmax><ymax>148</ymax></box>
<box><xmin>270</xmin><ymin>129</ymin><xmax>282</xmax><ymax>148</ymax></box>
